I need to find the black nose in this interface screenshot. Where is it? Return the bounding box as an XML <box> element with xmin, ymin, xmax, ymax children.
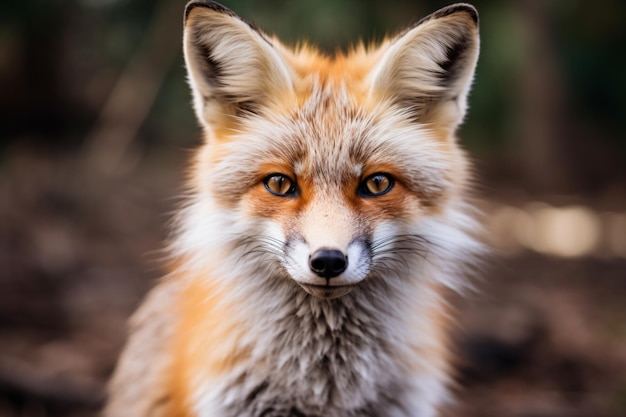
<box><xmin>309</xmin><ymin>249</ymin><xmax>347</xmax><ymax>279</ymax></box>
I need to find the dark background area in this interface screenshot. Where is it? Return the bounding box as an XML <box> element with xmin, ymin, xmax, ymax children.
<box><xmin>1</xmin><ymin>1</ymin><xmax>625</xmax><ymax>416</ymax></box>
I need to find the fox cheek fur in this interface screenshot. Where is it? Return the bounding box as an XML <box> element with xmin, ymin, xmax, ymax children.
<box><xmin>104</xmin><ymin>1</ymin><xmax>482</xmax><ymax>417</ymax></box>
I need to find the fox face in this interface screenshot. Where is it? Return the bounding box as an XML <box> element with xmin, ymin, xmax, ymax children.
<box><xmin>181</xmin><ymin>1</ymin><xmax>479</xmax><ymax>301</ymax></box>
<box><xmin>205</xmin><ymin>98</ymin><xmax>464</xmax><ymax>300</ymax></box>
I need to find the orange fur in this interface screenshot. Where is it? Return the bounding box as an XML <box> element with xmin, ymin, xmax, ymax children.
<box><xmin>168</xmin><ymin>272</ymin><xmax>251</xmax><ymax>414</ymax></box>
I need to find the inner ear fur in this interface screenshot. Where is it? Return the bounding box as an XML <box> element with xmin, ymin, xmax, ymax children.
<box><xmin>183</xmin><ymin>0</ymin><xmax>294</xmax><ymax>131</ymax></box>
<box><xmin>368</xmin><ymin>3</ymin><xmax>480</xmax><ymax>131</ymax></box>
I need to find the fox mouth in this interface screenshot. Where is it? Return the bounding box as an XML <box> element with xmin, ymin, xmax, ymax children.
<box><xmin>297</xmin><ymin>283</ymin><xmax>355</xmax><ymax>300</ymax></box>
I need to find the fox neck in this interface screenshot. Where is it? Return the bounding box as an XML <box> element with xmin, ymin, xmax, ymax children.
<box><xmin>174</xmin><ymin>252</ymin><xmax>451</xmax><ymax>417</ymax></box>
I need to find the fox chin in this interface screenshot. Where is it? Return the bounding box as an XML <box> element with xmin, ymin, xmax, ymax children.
<box><xmin>104</xmin><ymin>2</ymin><xmax>483</xmax><ymax>417</ymax></box>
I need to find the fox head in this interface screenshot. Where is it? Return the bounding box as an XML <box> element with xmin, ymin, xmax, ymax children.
<box><xmin>179</xmin><ymin>1</ymin><xmax>480</xmax><ymax>299</ymax></box>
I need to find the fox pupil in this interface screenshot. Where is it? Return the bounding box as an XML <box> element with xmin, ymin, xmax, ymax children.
<box><xmin>276</xmin><ymin>177</ymin><xmax>284</xmax><ymax>191</ymax></box>
<box><xmin>372</xmin><ymin>177</ymin><xmax>384</xmax><ymax>191</ymax></box>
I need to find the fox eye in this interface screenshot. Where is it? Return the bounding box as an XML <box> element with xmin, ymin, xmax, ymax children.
<box><xmin>264</xmin><ymin>174</ymin><xmax>297</xmax><ymax>197</ymax></box>
<box><xmin>359</xmin><ymin>173</ymin><xmax>394</xmax><ymax>197</ymax></box>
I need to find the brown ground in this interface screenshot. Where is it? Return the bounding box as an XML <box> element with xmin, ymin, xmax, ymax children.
<box><xmin>1</xmin><ymin>146</ymin><xmax>625</xmax><ymax>417</ymax></box>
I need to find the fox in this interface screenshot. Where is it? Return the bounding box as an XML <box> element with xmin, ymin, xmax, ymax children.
<box><xmin>104</xmin><ymin>1</ymin><xmax>482</xmax><ymax>416</ymax></box>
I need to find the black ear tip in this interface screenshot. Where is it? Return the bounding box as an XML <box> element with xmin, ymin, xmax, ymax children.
<box><xmin>184</xmin><ymin>0</ymin><xmax>236</xmax><ymax>24</ymax></box>
<box><xmin>455</xmin><ymin>4</ymin><xmax>479</xmax><ymax>24</ymax></box>
<box><xmin>425</xmin><ymin>3</ymin><xmax>479</xmax><ymax>26</ymax></box>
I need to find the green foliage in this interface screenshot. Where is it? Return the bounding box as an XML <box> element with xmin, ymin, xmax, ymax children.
<box><xmin>1</xmin><ymin>0</ymin><xmax>624</xmax><ymax>161</ymax></box>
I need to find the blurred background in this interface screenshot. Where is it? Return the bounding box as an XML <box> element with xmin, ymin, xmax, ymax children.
<box><xmin>1</xmin><ymin>0</ymin><xmax>625</xmax><ymax>416</ymax></box>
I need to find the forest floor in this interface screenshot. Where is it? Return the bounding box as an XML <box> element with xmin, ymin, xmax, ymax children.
<box><xmin>1</xmin><ymin>145</ymin><xmax>625</xmax><ymax>417</ymax></box>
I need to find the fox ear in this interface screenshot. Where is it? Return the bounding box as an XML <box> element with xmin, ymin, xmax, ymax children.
<box><xmin>183</xmin><ymin>1</ymin><xmax>294</xmax><ymax>131</ymax></box>
<box><xmin>369</xmin><ymin>4</ymin><xmax>479</xmax><ymax>132</ymax></box>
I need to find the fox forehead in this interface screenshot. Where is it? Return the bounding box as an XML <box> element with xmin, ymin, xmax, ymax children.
<box><xmin>202</xmin><ymin>81</ymin><xmax>461</xmax><ymax>204</ymax></box>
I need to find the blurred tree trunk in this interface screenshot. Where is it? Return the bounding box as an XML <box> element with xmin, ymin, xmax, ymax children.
<box><xmin>517</xmin><ymin>0</ymin><xmax>570</xmax><ymax>192</ymax></box>
<box><xmin>83</xmin><ymin>0</ymin><xmax>181</xmax><ymax>176</ymax></box>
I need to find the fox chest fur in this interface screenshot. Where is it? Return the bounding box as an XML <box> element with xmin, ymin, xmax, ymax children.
<box><xmin>104</xmin><ymin>1</ymin><xmax>482</xmax><ymax>417</ymax></box>
<box><xmin>180</xmin><ymin>276</ymin><xmax>450</xmax><ymax>417</ymax></box>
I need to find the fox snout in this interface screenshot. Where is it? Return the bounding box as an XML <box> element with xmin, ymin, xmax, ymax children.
<box><xmin>309</xmin><ymin>249</ymin><xmax>347</xmax><ymax>279</ymax></box>
<box><xmin>284</xmin><ymin>237</ymin><xmax>372</xmax><ymax>288</ymax></box>
<box><xmin>301</xmin><ymin>248</ymin><xmax>354</xmax><ymax>299</ymax></box>
<box><xmin>286</xmin><ymin>240</ymin><xmax>370</xmax><ymax>299</ymax></box>
<box><xmin>281</xmin><ymin>200</ymin><xmax>372</xmax><ymax>299</ymax></box>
